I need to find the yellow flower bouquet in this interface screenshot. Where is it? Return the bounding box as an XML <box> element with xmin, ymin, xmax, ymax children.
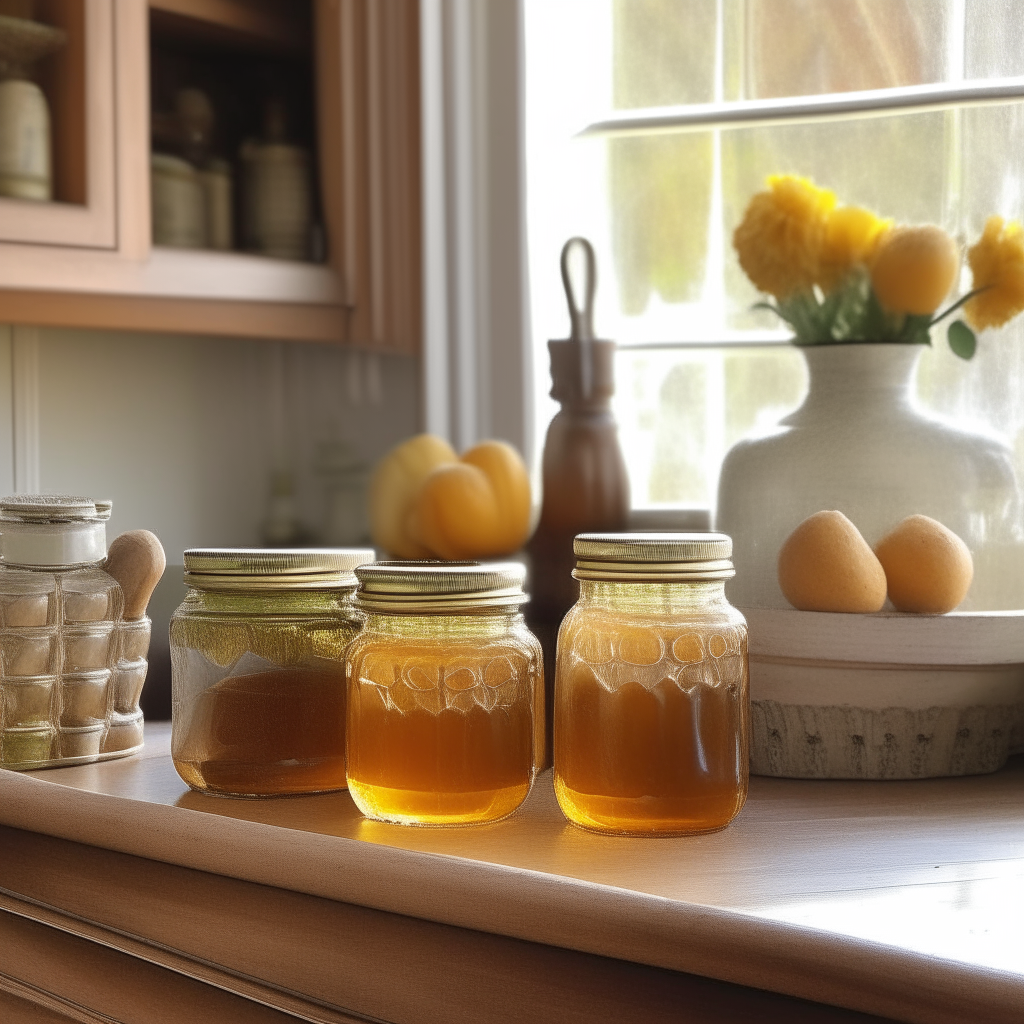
<box><xmin>733</xmin><ymin>174</ymin><xmax>1024</xmax><ymax>359</ymax></box>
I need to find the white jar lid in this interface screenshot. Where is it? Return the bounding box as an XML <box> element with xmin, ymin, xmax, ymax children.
<box><xmin>0</xmin><ymin>495</ymin><xmax>108</xmax><ymax>567</ymax></box>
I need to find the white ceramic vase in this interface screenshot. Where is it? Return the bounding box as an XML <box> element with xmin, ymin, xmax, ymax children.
<box><xmin>716</xmin><ymin>342</ymin><xmax>1024</xmax><ymax>612</ymax></box>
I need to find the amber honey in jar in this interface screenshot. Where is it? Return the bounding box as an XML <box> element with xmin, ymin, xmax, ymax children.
<box><xmin>170</xmin><ymin>548</ymin><xmax>373</xmax><ymax>797</ymax></box>
<box><xmin>554</xmin><ymin>533</ymin><xmax>748</xmax><ymax>836</ymax></box>
<box><xmin>346</xmin><ymin>562</ymin><xmax>543</xmax><ymax>826</ymax></box>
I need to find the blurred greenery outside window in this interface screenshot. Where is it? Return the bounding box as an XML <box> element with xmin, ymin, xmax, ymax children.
<box><xmin>524</xmin><ymin>0</ymin><xmax>1024</xmax><ymax>514</ymax></box>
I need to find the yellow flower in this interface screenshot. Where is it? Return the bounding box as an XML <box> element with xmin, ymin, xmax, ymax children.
<box><xmin>733</xmin><ymin>174</ymin><xmax>836</xmax><ymax>299</ymax></box>
<box><xmin>964</xmin><ymin>215</ymin><xmax>1024</xmax><ymax>330</ymax></box>
<box><xmin>870</xmin><ymin>225</ymin><xmax>958</xmax><ymax>316</ymax></box>
<box><xmin>816</xmin><ymin>206</ymin><xmax>891</xmax><ymax>291</ymax></box>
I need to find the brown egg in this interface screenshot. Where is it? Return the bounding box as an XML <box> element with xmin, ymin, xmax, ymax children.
<box><xmin>778</xmin><ymin>510</ymin><xmax>887</xmax><ymax>613</ymax></box>
<box><xmin>874</xmin><ymin>515</ymin><xmax>973</xmax><ymax>614</ymax></box>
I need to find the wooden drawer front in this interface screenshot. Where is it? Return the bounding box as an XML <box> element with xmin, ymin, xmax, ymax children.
<box><xmin>0</xmin><ymin>909</ymin><xmax>318</xmax><ymax>1023</ymax></box>
<box><xmin>0</xmin><ymin>825</ymin><xmax>897</xmax><ymax>1024</ymax></box>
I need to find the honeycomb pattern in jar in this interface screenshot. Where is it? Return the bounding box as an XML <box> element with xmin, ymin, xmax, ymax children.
<box><xmin>346</xmin><ymin>635</ymin><xmax>541</xmax><ymax>824</ymax></box>
<box><xmin>559</xmin><ymin>610</ymin><xmax>747</xmax><ymax>693</ymax></box>
<box><xmin>554</xmin><ymin>609</ymin><xmax>749</xmax><ymax>835</ymax></box>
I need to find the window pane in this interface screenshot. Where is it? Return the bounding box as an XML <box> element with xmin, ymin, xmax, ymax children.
<box><xmin>613</xmin><ymin>0</ymin><xmax>717</xmax><ymax>108</ymax></box>
<box><xmin>740</xmin><ymin>0</ymin><xmax>951</xmax><ymax>99</ymax></box>
<box><xmin>965</xmin><ymin>0</ymin><xmax>1024</xmax><ymax>78</ymax></box>
<box><xmin>524</xmin><ymin>0</ymin><xmax>1024</xmax><ymax>510</ymax></box>
<box><xmin>615</xmin><ymin>346</ymin><xmax>807</xmax><ymax>508</ymax></box>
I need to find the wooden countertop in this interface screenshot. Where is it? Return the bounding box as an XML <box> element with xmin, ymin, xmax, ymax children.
<box><xmin>1</xmin><ymin>723</ymin><xmax>1023</xmax><ymax>1023</ymax></box>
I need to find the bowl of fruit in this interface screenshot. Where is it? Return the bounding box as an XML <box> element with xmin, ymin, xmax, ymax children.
<box><xmin>745</xmin><ymin>510</ymin><xmax>1024</xmax><ymax>779</ymax></box>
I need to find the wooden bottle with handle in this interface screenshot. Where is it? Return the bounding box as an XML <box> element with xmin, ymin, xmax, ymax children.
<box><xmin>529</xmin><ymin>237</ymin><xmax>630</xmax><ymax>620</ymax></box>
<box><xmin>528</xmin><ymin>239</ymin><xmax>630</xmax><ymax>762</ymax></box>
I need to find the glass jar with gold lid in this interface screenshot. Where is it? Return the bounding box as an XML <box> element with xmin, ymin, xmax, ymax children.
<box><xmin>346</xmin><ymin>561</ymin><xmax>543</xmax><ymax>825</ymax></box>
<box><xmin>554</xmin><ymin>533</ymin><xmax>748</xmax><ymax>836</ymax></box>
<box><xmin>170</xmin><ymin>547</ymin><xmax>373</xmax><ymax>797</ymax></box>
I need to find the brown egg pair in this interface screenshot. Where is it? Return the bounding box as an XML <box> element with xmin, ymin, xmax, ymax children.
<box><xmin>777</xmin><ymin>510</ymin><xmax>974</xmax><ymax>614</ymax></box>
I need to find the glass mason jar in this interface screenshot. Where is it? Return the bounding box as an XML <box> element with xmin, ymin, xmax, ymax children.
<box><xmin>0</xmin><ymin>495</ymin><xmax>152</xmax><ymax>769</ymax></box>
<box><xmin>170</xmin><ymin>547</ymin><xmax>373</xmax><ymax>797</ymax></box>
<box><xmin>346</xmin><ymin>561</ymin><xmax>544</xmax><ymax>826</ymax></box>
<box><xmin>554</xmin><ymin>533</ymin><xmax>749</xmax><ymax>836</ymax></box>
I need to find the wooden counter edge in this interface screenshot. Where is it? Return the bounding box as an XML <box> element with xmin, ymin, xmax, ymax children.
<box><xmin>0</xmin><ymin>768</ymin><xmax>1020</xmax><ymax>1024</ymax></box>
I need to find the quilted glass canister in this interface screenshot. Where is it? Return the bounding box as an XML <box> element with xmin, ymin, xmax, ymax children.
<box><xmin>0</xmin><ymin>496</ymin><xmax>151</xmax><ymax>769</ymax></box>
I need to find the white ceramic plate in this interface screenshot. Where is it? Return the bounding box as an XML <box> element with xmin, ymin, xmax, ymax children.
<box><xmin>744</xmin><ymin>607</ymin><xmax>1024</xmax><ymax>666</ymax></box>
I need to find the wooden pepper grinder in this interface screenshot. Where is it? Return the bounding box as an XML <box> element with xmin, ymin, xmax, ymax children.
<box><xmin>527</xmin><ymin>238</ymin><xmax>630</xmax><ymax>761</ymax></box>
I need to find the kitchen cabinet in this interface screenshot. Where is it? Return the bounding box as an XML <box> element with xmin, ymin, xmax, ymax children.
<box><xmin>0</xmin><ymin>0</ymin><xmax>421</xmax><ymax>350</ymax></box>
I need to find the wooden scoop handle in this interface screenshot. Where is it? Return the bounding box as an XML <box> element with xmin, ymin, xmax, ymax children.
<box><xmin>105</xmin><ymin>530</ymin><xmax>167</xmax><ymax>620</ymax></box>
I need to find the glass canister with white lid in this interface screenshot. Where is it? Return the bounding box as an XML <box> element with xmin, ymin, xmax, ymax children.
<box><xmin>554</xmin><ymin>533</ymin><xmax>749</xmax><ymax>836</ymax></box>
<box><xmin>170</xmin><ymin>547</ymin><xmax>373</xmax><ymax>797</ymax></box>
<box><xmin>0</xmin><ymin>495</ymin><xmax>157</xmax><ymax>770</ymax></box>
<box><xmin>345</xmin><ymin>561</ymin><xmax>544</xmax><ymax>825</ymax></box>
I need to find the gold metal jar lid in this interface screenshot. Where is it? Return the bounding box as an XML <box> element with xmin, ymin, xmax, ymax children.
<box><xmin>183</xmin><ymin>548</ymin><xmax>375</xmax><ymax>590</ymax></box>
<box><xmin>572</xmin><ymin>532</ymin><xmax>735</xmax><ymax>582</ymax></box>
<box><xmin>354</xmin><ymin>560</ymin><xmax>528</xmax><ymax>613</ymax></box>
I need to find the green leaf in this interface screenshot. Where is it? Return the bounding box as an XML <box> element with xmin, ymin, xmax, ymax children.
<box><xmin>898</xmin><ymin>314</ymin><xmax>933</xmax><ymax>347</ymax></box>
<box><xmin>948</xmin><ymin>320</ymin><xmax>977</xmax><ymax>360</ymax></box>
<box><xmin>861</xmin><ymin>286</ymin><xmax>892</xmax><ymax>341</ymax></box>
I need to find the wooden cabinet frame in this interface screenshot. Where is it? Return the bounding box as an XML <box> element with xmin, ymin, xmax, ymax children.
<box><xmin>0</xmin><ymin>0</ymin><xmax>421</xmax><ymax>351</ymax></box>
<box><xmin>0</xmin><ymin>1</ymin><xmax>117</xmax><ymax>249</ymax></box>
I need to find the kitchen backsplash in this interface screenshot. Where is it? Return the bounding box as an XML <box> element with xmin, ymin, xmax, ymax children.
<box><xmin>0</xmin><ymin>324</ymin><xmax>420</xmax><ymax>556</ymax></box>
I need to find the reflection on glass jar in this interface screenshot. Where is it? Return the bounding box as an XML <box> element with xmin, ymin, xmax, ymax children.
<box><xmin>346</xmin><ymin>562</ymin><xmax>543</xmax><ymax>826</ymax></box>
<box><xmin>59</xmin><ymin>670</ymin><xmax>111</xmax><ymax>726</ymax></box>
<box><xmin>58</xmin><ymin>723</ymin><xmax>105</xmax><ymax>760</ymax></box>
<box><xmin>1</xmin><ymin>726</ymin><xmax>53</xmax><ymax>765</ymax></box>
<box><xmin>170</xmin><ymin>548</ymin><xmax>373</xmax><ymax>797</ymax></box>
<box><xmin>1</xmin><ymin>676</ymin><xmax>54</xmax><ymax>727</ymax></box>
<box><xmin>554</xmin><ymin>533</ymin><xmax>749</xmax><ymax>836</ymax></box>
<box><xmin>2</xmin><ymin>630</ymin><xmax>55</xmax><ymax>676</ymax></box>
<box><xmin>63</xmin><ymin>625</ymin><xmax>113</xmax><ymax>672</ymax></box>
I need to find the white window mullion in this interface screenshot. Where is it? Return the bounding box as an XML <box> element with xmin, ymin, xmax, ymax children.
<box><xmin>580</xmin><ymin>76</ymin><xmax>1024</xmax><ymax>139</ymax></box>
<box><xmin>420</xmin><ymin>0</ymin><xmax>452</xmax><ymax>442</ymax></box>
<box><xmin>420</xmin><ymin>0</ymin><xmax>530</xmax><ymax>456</ymax></box>
<box><xmin>444</xmin><ymin>0</ymin><xmax>480</xmax><ymax>451</ymax></box>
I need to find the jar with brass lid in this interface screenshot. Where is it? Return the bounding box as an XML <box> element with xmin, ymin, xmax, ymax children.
<box><xmin>170</xmin><ymin>547</ymin><xmax>373</xmax><ymax>797</ymax></box>
<box><xmin>346</xmin><ymin>561</ymin><xmax>543</xmax><ymax>825</ymax></box>
<box><xmin>554</xmin><ymin>533</ymin><xmax>748</xmax><ymax>836</ymax></box>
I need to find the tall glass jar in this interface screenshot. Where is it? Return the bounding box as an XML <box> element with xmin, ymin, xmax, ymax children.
<box><xmin>554</xmin><ymin>533</ymin><xmax>749</xmax><ymax>836</ymax></box>
<box><xmin>346</xmin><ymin>562</ymin><xmax>543</xmax><ymax>826</ymax></box>
<box><xmin>170</xmin><ymin>548</ymin><xmax>372</xmax><ymax>797</ymax></box>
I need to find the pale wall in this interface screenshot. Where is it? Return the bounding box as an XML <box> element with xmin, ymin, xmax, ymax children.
<box><xmin>0</xmin><ymin>324</ymin><xmax>420</xmax><ymax>558</ymax></box>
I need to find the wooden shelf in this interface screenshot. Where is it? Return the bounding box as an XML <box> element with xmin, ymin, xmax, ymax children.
<box><xmin>148</xmin><ymin>0</ymin><xmax>310</xmax><ymax>56</ymax></box>
<box><xmin>0</xmin><ymin>242</ymin><xmax>351</xmax><ymax>343</ymax></box>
